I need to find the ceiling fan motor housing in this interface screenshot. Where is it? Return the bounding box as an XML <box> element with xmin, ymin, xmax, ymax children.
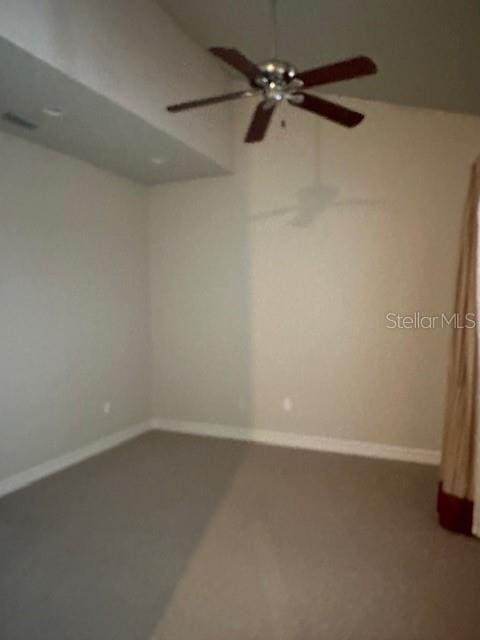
<box><xmin>254</xmin><ymin>60</ymin><xmax>299</xmax><ymax>102</ymax></box>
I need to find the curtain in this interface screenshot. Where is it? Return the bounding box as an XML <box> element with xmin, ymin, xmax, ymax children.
<box><xmin>438</xmin><ymin>157</ymin><xmax>480</xmax><ymax>537</ymax></box>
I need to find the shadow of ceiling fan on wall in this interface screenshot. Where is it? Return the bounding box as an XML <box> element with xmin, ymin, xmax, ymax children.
<box><xmin>166</xmin><ymin>0</ymin><xmax>377</xmax><ymax>143</ymax></box>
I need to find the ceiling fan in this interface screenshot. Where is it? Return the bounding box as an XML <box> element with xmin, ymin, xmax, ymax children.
<box><xmin>166</xmin><ymin>1</ymin><xmax>377</xmax><ymax>143</ymax></box>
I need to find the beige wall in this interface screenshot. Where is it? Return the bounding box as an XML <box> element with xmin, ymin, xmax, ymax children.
<box><xmin>0</xmin><ymin>133</ymin><xmax>151</xmax><ymax>480</ymax></box>
<box><xmin>149</xmin><ymin>96</ymin><xmax>480</xmax><ymax>450</ymax></box>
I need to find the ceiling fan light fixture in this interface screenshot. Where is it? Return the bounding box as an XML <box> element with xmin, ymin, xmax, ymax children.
<box><xmin>287</xmin><ymin>93</ymin><xmax>304</xmax><ymax>105</ymax></box>
<box><xmin>43</xmin><ymin>107</ymin><xmax>65</xmax><ymax>118</ymax></box>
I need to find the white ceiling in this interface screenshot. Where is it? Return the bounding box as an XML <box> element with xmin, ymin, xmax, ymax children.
<box><xmin>159</xmin><ymin>0</ymin><xmax>480</xmax><ymax>116</ymax></box>
<box><xmin>0</xmin><ymin>37</ymin><xmax>227</xmax><ymax>185</ymax></box>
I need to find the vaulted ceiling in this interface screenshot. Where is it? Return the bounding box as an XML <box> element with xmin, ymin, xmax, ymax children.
<box><xmin>159</xmin><ymin>0</ymin><xmax>480</xmax><ymax>116</ymax></box>
<box><xmin>0</xmin><ymin>0</ymin><xmax>232</xmax><ymax>185</ymax></box>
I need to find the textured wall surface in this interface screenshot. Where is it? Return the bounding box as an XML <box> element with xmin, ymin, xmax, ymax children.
<box><xmin>149</xmin><ymin>97</ymin><xmax>480</xmax><ymax>450</ymax></box>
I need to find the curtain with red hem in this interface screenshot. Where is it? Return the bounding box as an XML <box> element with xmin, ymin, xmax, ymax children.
<box><xmin>438</xmin><ymin>157</ymin><xmax>480</xmax><ymax>538</ymax></box>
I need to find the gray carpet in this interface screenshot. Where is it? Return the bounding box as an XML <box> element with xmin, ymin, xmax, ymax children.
<box><xmin>1</xmin><ymin>431</ymin><xmax>479</xmax><ymax>640</ymax></box>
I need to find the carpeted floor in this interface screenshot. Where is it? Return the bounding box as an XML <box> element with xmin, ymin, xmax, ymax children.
<box><xmin>1</xmin><ymin>431</ymin><xmax>479</xmax><ymax>640</ymax></box>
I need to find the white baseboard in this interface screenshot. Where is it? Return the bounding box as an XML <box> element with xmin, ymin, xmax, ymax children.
<box><xmin>0</xmin><ymin>418</ymin><xmax>440</xmax><ymax>500</ymax></box>
<box><xmin>0</xmin><ymin>421</ymin><xmax>150</xmax><ymax>499</ymax></box>
<box><xmin>151</xmin><ymin>418</ymin><xmax>441</xmax><ymax>466</ymax></box>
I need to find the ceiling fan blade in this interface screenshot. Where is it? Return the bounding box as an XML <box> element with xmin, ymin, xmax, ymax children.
<box><xmin>297</xmin><ymin>56</ymin><xmax>377</xmax><ymax>88</ymax></box>
<box><xmin>210</xmin><ymin>47</ymin><xmax>259</xmax><ymax>81</ymax></box>
<box><xmin>245</xmin><ymin>101</ymin><xmax>276</xmax><ymax>143</ymax></box>
<box><xmin>167</xmin><ymin>90</ymin><xmax>254</xmax><ymax>113</ymax></box>
<box><xmin>291</xmin><ymin>93</ymin><xmax>364</xmax><ymax>127</ymax></box>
